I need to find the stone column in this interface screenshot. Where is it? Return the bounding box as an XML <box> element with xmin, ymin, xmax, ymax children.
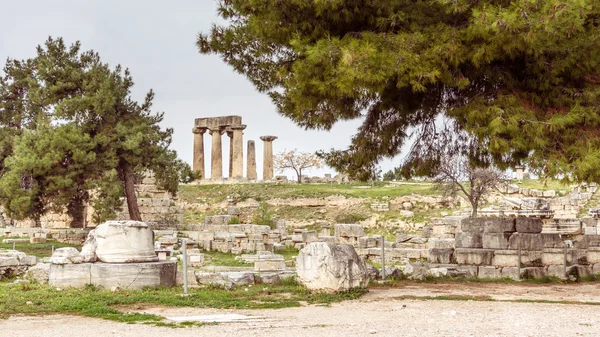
<box><xmin>260</xmin><ymin>136</ymin><xmax>278</xmax><ymax>181</ymax></box>
<box><xmin>209</xmin><ymin>128</ymin><xmax>224</xmax><ymax>179</ymax></box>
<box><xmin>231</xmin><ymin>125</ymin><xmax>246</xmax><ymax>179</ymax></box>
<box><xmin>192</xmin><ymin>127</ymin><xmax>206</xmax><ymax>178</ymax></box>
<box><xmin>227</xmin><ymin>130</ymin><xmax>234</xmax><ymax>178</ymax></box>
<box><xmin>247</xmin><ymin>140</ymin><xmax>257</xmax><ymax>180</ymax></box>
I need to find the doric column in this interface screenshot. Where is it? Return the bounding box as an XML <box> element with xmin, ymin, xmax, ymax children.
<box><xmin>192</xmin><ymin>127</ymin><xmax>207</xmax><ymax>179</ymax></box>
<box><xmin>247</xmin><ymin>140</ymin><xmax>257</xmax><ymax>180</ymax></box>
<box><xmin>209</xmin><ymin>128</ymin><xmax>224</xmax><ymax>179</ymax></box>
<box><xmin>260</xmin><ymin>136</ymin><xmax>278</xmax><ymax>181</ymax></box>
<box><xmin>227</xmin><ymin>130</ymin><xmax>234</xmax><ymax>178</ymax></box>
<box><xmin>231</xmin><ymin>125</ymin><xmax>246</xmax><ymax>178</ymax></box>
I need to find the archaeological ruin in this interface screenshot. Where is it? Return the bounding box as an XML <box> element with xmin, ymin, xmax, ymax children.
<box><xmin>192</xmin><ymin>115</ymin><xmax>277</xmax><ymax>181</ymax></box>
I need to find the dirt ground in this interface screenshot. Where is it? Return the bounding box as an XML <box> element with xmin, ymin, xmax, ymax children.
<box><xmin>3</xmin><ymin>282</ymin><xmax>600</xmax><ymax>337</ymax></box>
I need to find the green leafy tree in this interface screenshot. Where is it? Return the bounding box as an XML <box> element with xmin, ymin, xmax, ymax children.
<box><xmin>199</xmin><ymin>0</ymin><xmax>600</xmax><ymax>183</ymax></box>
<box><xmin>382</xmin><ymin>170</ymin><xmax>395</xmax><ymax>182</ymax></box>
<box><xmin>0</xmin><ymin>38</ymin><xmax>185</xmax><ymax>223</ymax></box>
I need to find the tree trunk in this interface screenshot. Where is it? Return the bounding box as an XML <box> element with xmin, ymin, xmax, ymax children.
<box><xmin>67</xmin><ymin>191</ymin><xmax>86</xmax><ymax>228</ymax></box>
<box><xmin>470</xmin><ymin>197</ymin><xmax>478</xmax><ymax>217</ymax></box>
<box><xmin>297</xmin><ymin>168</ymin><xmax>302</xmax><ymax>184</ymax></box>
<box><xmin>121</xmin><ymin>163</ymin><xmax>142</xmax><ymax>221</ymax></box>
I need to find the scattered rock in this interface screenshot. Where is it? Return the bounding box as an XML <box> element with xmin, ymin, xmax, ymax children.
<box><xmin>296</xmin><ymin>242</ymin><xmax>368</xmax><ymax>292</ymax></box>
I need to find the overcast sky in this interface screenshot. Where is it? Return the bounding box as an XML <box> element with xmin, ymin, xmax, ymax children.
<box><xmin>0</xmin><ymin>0</ymin><xmax>405</xmax><ymax>179</ymax></box>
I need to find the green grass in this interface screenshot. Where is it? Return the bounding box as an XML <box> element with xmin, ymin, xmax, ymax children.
<box><xmin>179</xmin><ymin>182</ymin><xmax>437</xmax><ymax>205</ymax></box>
<box><xmin>201</xmin><ymin>250</ymin><xmax>251</xmax><ymax>267</ymax></box>
<box><xmin>514</xmin><ymin>178</ymin><xmax>572</xmax><ymax>192</ymax></box>
<box><xmin>0</xmin><ymin>281</ymin><xmax>366</xmax><ymax>323</ymax></box>
<box><xmin>0</xmin><ymin>237</ymin><xmax>82</xmax><ymax>258</ymax></box>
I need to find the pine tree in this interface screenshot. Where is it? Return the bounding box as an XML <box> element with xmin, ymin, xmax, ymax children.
<box><xmin>199</xmin><ymin>0</ymin><xmax>600</xmax><ymax>182</ymax></box>
<box><xmin>0</xmin><ymin>38</ymin><xmax>185</xmax><ymax>223</ymax></box>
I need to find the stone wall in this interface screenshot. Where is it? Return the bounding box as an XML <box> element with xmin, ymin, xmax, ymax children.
<box><xmin>6</xmin><ymin>172</ymin><xmax>182</xmax><ymax>229</ymax></box>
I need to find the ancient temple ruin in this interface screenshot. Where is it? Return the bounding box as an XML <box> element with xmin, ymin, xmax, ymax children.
<box><xmin>192</xmin><ymin>115</ymin><xmax>277</xmax><ymax>181</ymax></box>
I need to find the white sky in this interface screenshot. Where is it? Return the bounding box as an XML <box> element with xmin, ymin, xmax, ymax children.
<box><xmin>0</xmin><ymin>0</ymin><xmax>407</xmax><ymax>180</ymax></box>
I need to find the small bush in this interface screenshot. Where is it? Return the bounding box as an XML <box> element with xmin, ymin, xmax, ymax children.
<box><xmin>252</xmin><ymin>202</ymin><xmax>275</xmax><ymax>228</ymax></box>
<box><xmin>334</xmin><ymin>212</ymin><xmax>368</xmax><ymax>224</ymax></box>
<box><xmin>228</xmin><ymin>216</ymin><xmax>241</xmax><ymax>224</ymax></box>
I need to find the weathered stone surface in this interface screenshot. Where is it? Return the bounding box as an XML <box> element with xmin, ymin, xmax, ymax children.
<box><xmin>516</xmin><ymin>218</ymin><xmax>543</xmax><ymax>233</ymax></box>
<box><xmin>334</xmin><ymin>224</ymin><xmax>364</xmax><ymax>238</ymax></box>
<box><xmin>296</xmin><ymin>242</ymin><xmax>368</xmax><ymax>292</ymax></box>
<box><xmin>583</xmin><ymin>235</ymin><xmax>600</xmax><ymax>248</ymax></box>
<box><xmin>569</xmin><ymin>265</ymin><xmax>592</xmax><ymax>279</ymax></box>
<box><xmin>428</xmin><ymin>248</ymin><xmax>454</xmax><ymax>264</ymax></box>
<box><xmin>50</xmin><ymin>247</ymin><xmax>82</xmax><ymax>265</ymax></box>
<box><xmin>254</xmin><ymin>260</ymin><xmax>286</xmax><ymax>272</ymax></box>
<box><xmin>366</xmin><ymin>265</ymin><xmax>379</xmax><ymax>281</ymax></box>
<box><xmin>586</xmin><ymin>247</ymin><xmax>600</xmax><ymax>264</ymax></box>
<box><xmin>424</xmin><ymin>267</ymin><xmax>446</xmax><ymax>278</ymax></box>
<box><xmin>522</xmin><ymin>267</ymin><xmax>545</xmax><ymax>279</ymax></box>
<box><xmin>478</xmin><ymin>266</ymin><xmax>502</xmax><ymax>279</ymax></box>
<box><xmin>49</xmin><ymin>261</ymin><xmax>176</xmax><ymax>289</ymax></box>
<box><xmin>25</xmin><ymin>263</ymin><xmax>50</xmax><ymax>284</ymax></box>
<box><xmin>500</xmin><ymin>267</ymin><xmax>519</xmax><ymax>280</ymax></box>
<box><xmin>508</xmin><ymin>233</ymin><xmax>543</xmax><ymax>251</ymax></box>
<box><xmin>381</xmin><ymin>266</ymin><xmax>402</xmax><ymax>279</ymax></box>
<box><xmin>492</xmin><ymin>250</ymin><xmax>543</xmax><ymax>267</ymax></box>
<box><xmin>455</xmin><ymin>232</ymin><xmax>483</xmax><ymax>249</ymax></box>
<box><xmin>541</xmin><ymin>234</ymin><xmax>565</xmax><ymax>249</ymax></box>
<box><xmin>427</xmin><ymin>238</ymin><xmax>455</xmax><ymax>249</ymax></box>
<box><xmin>483</xmin><ymin>218</ymin><xmax>516</xmax><ymax>234</ymax></box>
<box><xmin>80</xmin><ymin>230</ymin><xmax>98</xmax><ymax>263</ymax></box>
<box><xmin>547</xmin><ymin>265</ymin><xmax>567</xmax><ymax>279</ymax></box>
<box><xmin>460</xmin><ymin>218</ymin><xmax>485</xmax><ymax>234</ymax></box>
<box><xmin>454</xmin><ymin>249</ymin><xmax>494</xmax><ymax>265</ymax></box>
<box><xmin>222</xmin><ymin>272</ymin><xmax>255</xmax><ymax>286</ymax></box>
<box><xmin>49</xmin><ymin>263</ymin><xmax>91</xmax><ymax>287</ymax></box>
<box><xmin>94</xmin><ymin>221</ymin><xmax>158</xmax><ymax>263</ymax></box>
<box><xmin>256</xmin><ymin>273</ymin><xmax>281</xmax><ymax>285</ymax></box>
<box><xmin>482</xmin><ymin>233</ymin><xmax>511</xmax><ymax>249</ymax></box>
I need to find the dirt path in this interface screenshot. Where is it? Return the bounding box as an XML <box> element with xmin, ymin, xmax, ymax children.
<box><xmin>3</xmin><ymin>283</ymin><xmax>600</xmax><ymax>337</ymax></box>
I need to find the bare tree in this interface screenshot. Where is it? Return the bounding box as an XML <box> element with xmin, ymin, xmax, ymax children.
<box><xmin>435</xmin><ymin>155</ymin><xmax>506</xmax><ymax>217</ymax></box>
<box><xmin>274</xmin><ymin>150</ymin><xmax>323</xmax><ymax>183</ymax></box>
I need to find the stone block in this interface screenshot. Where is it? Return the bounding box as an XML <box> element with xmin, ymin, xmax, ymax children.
<box><xmin>455</xmin><ymin>232</ymin><xmax>483</xmax><ymax>249</ymax></box>
<box><xmin>254</xmin><ymin>260</ymin><xmax>286</xmax><ymax>272</ymax></box>
<box><xmin>455</xmin><ymin>248</ymin><xmax>494</xmax><ymax>265</ymax></box>
<box><xmin>50</xmin><ymin>247</ymin><xmax>82</xmax><ymax>265</ymax></box>
<box><xmin>501</xmin><ymin>267</ymin><xmax>520</xmax><ymax>280</ymax></box>
<box><xmin>93</xmin><ymin>221</ymin><xmax>158</xmax><ymax>263</ymax></box>
<box><xmin>508</xmin><ymin>233</ymin><xmax>543</xmax><ymax>251</ymax></box>
<box><xmin>483</xmin><ymin>218</ymin><xmax>516</xmax><ymax>234</ymax></box>
<box><xmin>569</xmin><ymin>265</ymin><xmax>592</xmax><ymax>279</ymax></box>
<box><xmin>482</xmin><ymin>233</ymin><xmax>511</xmax><ymax>249</ymax></box>
<box><xmin>460</xmin><ymin>218</ymin><xmax>485</xmax><ymax>234</ymax></box>
<box><xmin>427</xmin><ymin>238</ymin><xmax>455</xmax><ymax>249</ymax></box>
<box><xmin>547</xmin><ymin>265</ymin><xmax>567</xmax><ymax>279</ymax></box>
<box><xmin>90</xmin><ymin>261</ymin><xmax>176</xmax><ymax>289</ymax></box>
<box><xmin>493</xmin><ymin>250</ymin><xmax>543</xmax><ymax>267</ymax></box>
<box><xmin>302</xmin><ymin>230</ymin><xmax>318</xmax><ymax>243</ymax></box>
<box><xmin>49</xmin><ymin>263</ymin><xmax>92</xmax><ymax>288</ymax></box>
<box><xmin>334</xmin><ymin>224</ymin><xmax>364</xmax><ymax>238</ymax></box>
<box><xmin>296</xmin><ymin>242</ymin><xmax>369</xmax><ymax>292</ymax></box>
<box><xmin>583</xmin><ymin>235</ymin><xmax>600</xmax><ymax>248</ymax></box>
<box><xmin>19</xmin><ymin>255</ymin><xmax>37</xmax><ymax>266</ymax></box>
<box><xmin>522</xmin><ymin>267</ymin><xmax>545</xmax><ymax>279</ymax></box>
<box><xmin>0</xmin><ymin>257</ymin><xmax>19</xmax><ymax>267</ymax></box>
<box><xmin>593</xmin><ymin>264</ymin><xmax>600</xmax><ymax>275</ymax></box>
<box><xmin>428</xmin><ymin>248</ymin><xmax>454</xmax><ymax>264</ymax></box>
<box><xmin>453</xmin><ymin>265</ymin><xmax>478</xmax><ymax>278</ymax></box>
<box><xmin>516</xmin><ymin>218</ymin><xmax>543</xmax><ymax>233</ymax></box>
<box><xmin>541</xmin><ymin>234</ymin><xmax>565</xmax><ymax>248</ymax></box>
<box><xmin>542</xmin><ymin>249</ymin><xmax>566</xmax><ymax>266</ymax></box>
<box><xmin>221</xmin><ymin>272</ymin><xmax>256</xmax><ymax>286</ymax></box>
<box><xmin>195</xmin><ymin>272</ymin><xmax>224</xmax><ymax>286</ymax></box>
<box><xmin>478</xmin><ymin>266</ymin><xmax>502</xmax><ymax>279</ymax></box>
<box><xmin>586</xmin><ymin>247</ymin><xmax>600</xmax><ymax>264</ymax></box>
<box><xmin>256</xmin><ymin>273</ymin><xmax>281</xmax><ymax>285</ymax></box>
<box><xmin>359</xmin><ymin>236</ymin><xmax>381</xmax><ymax>249</ymax></box>
<box><xmin>25</xmin><ymin>263</ymin><xmax>50</xmax><ymax>284</ymax></box>
<box><xmin>29</xmin><ymin>237</ymin><xmax>47</xmax><ymax>244</ymax></box>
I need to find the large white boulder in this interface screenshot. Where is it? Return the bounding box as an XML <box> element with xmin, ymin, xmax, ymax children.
<box><xmin>92</xmin><ymin>221</ymin><xmax>158</xmax><ymax>263</ymax></box>
<box><xmin>296</xmin><ymin>242</ymin><xmax>368</xmax><ymax>292</ymax></box>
